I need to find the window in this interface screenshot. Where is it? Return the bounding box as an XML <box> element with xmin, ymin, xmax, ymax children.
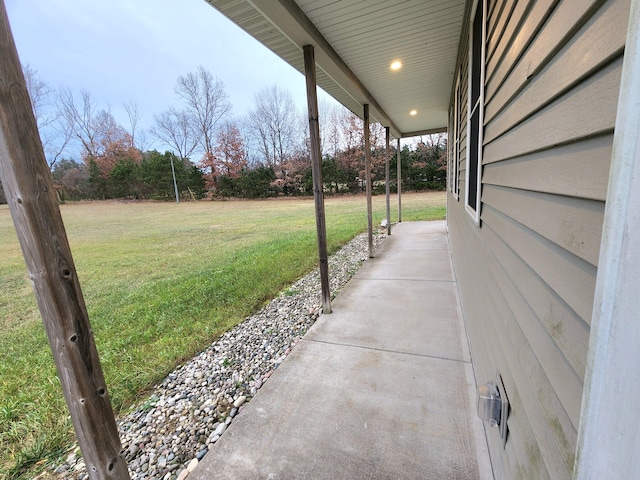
<box><xmin>466</xmin><ymin>0</ymin><xmax>485</xmax><ymax>224</ymax></box>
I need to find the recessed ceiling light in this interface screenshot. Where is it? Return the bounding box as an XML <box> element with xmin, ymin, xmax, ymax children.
<box><xmin>410</xmin><ymin>110</ymin><xmax>417</xmax><ymax>116</ymax></box>
<box><xmin>390</xmin><ymin>60</ymin><xmax>402</xmax><ymax>71</ymax></box>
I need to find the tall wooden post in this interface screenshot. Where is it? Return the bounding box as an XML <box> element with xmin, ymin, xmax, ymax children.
<box><xmin>397</xmin><ymin>138</ymin><xmax>402</xmax><ymax>222</ymax></box>
<box><xmin>303</xmin><ymin>45</ymin><xmax>331</xmax><ymax>314</ymax></box>
<box><xmin>385</xmin><ymin>127</ymin><xmax>391</xmax><ymax>235</ymax></box>
<box><xmin>0</xmin><ymin>3</ymin><xmax>130</xmax><ymax>479</ymax></box>
<box><xmin>364</xmin><ymin>104</ymin><xmax>374</xmax><ymax>258</ymax></box>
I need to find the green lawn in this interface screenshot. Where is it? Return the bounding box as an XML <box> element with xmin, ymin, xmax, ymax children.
<box><xmin>0</xmin><ymin>192</ymin><xmax>445</xmax><ymax>479</ymax></box>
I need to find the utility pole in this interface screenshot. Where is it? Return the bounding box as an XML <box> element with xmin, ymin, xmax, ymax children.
<box><xmin>170</xmin><ymin>153</ymin><xmax>180</xmax><ymax>203</ymax></box>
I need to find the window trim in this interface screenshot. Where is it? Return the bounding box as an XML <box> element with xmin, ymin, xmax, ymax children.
<box><xmin>465</xmin><ymin>0</ymin><xmax>486</xmax><ymax>225</ymax></box>
<box><xmin>451</xmin><ymin>72</ymin><xmax>461</xmax><ymax>200</ymax></box>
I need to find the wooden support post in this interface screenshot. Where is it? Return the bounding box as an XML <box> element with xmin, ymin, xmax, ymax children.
<box><xmin>385</xmin><ymin>127</ymin><xmax>391</xmax><ymax>235</ymax></box>
<box><xmin>397</xmin><ymin>138</ymin><xmax>402</xmax><ymax>222</ymax></box>
<box><xmin>0</xmin><ymin>3</ymin><xmax>130</xmax><ymax>479</ymax></box>
<box><xmin>364</xmin><ymin>104</ymin><xmax>374</xmax><ymax>258</ymax></box>
<box><xmin>303</xmin><ymin>45</ymin><xmax>331</xmax><ymax>314</ymax></box>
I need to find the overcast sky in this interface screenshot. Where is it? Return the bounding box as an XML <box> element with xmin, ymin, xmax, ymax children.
<box><xmin>5</xmin><ymin>0</ymin><xmax>333</xmax><ymax>136</ymax></box>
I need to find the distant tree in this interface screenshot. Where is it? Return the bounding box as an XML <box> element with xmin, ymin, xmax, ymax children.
<box><xmin>411</xmin><ymin>134</ymin><xmax>447</xmax><ymax>190</ymax></box>
<box><xmin>236</xmin><ymin>166</ymin><xmax>276</xmax><ymax>198</ymax></box>
<box><xmin>335</xmin><ymin>111</ymin><xmax>365</xmax><ymax>192</ymax></box>
<box><xmin>271</xmin><ymin>147</ymin><xmax>311</xmax><ymax>196</ymax></box>
<box><xmin>245</xmin><ymin>85</ymin><xmax>301</xmax><ymax>168</ymax></box>
<box><xmin>213</xmin><ymin>121</ymin><xmax>248</xmax><ymax>178</ymax></box>
<box><xmin>175</xmin><ymin>66</ymin><xmax>231</xmax><ymax>156</ymax></box>
<box><xmin>57</xmin><ymin>88</ymin><xmax>102</xmax><ymax>160</ymax></box>
<box><xmin>386</xmin><ymin>135</ymin><xmax>447</xmax><ymax>192</ymax></box>
<box><xmin>124</xmin><ymin>100</ymin><xmax>152</xmax><ymax>152</ymax></box>
<box><xmin>109</xmin><ymin>158</ymin><xmax>142</xmax><ymax>198</ymax></box>
<box><xmin>123</xmin><ymin>100</ymin><xmax>140</xmax><ymax>144</ymax></box>
<box><xmin>87</xmin><ymin>159</ymin><xmax>107</xmax><ymax>199</ymax></box>
<box><xmin>185</xmin><ymin>164</ymin><xmax>207</xmax><ymax>199</ymax></box>
<box><xmin>23</xmin><ymin>63</ymin><xmax>50</xmax><ymax>127</ymax></box>
<box><xmin>200</xmin><ymin>120</ymin><xmax>248</xmax><ymax>190</ymax></box>
<box><xmin>56</xmin><ymin>88</ymin><xmax>140</xmax><ymax>174</ymax></box>
<box><xmin>151</xmin><ymin>107</ymin><xmax>199</xmax><ymax>162</ymax></box>
<box><xmin>319</xmin><ymin>98</ymin><xmax>344</xmax><ymax>160</ymax></box>
<box><xmin>139</xmin><ymin>151</ymin><xmax>178</xmax><ymax>198</ymax></box>
<box><xmin>23</xmin><ymin>64</ymin><xmax>71</xmax><ymax>167</ymax></box>
<box><xmin>93</xmin><ymin>119</ymin><xmax>142</xmax><ymax>181</ymax></box>
<box><xmin>321</xmin><ymin>155</ymin><xmax>341</xmax><ymax>194</ymax></box>
<box><xmin>51</xmin><ymin>158</ymin><xmax>89</xmax><ymax>200</ymax></box>
<box><xmin>216</xmin><ymin>175</ymin><xmax>239</xmax><ymax>198</ymax></box>
<box><xmin>140</xmin><ymin>151</ymin><xmax>205</xmax><ymax>200</ymax></box>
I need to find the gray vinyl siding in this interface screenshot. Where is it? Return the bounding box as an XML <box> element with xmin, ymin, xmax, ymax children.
<box><xmin>447</xmin><ymin>0</ymin><xmax>628</xmax><ymax>478</ymax></box>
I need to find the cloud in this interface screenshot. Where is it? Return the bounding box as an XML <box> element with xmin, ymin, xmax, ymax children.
<box><xmin>7</xmin><ymin>0</ymin><xmax>308</xmax><ymax>124</ymax></box>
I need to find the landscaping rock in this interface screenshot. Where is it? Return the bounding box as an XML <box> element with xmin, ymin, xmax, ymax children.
<box><xmin>51</xmin><ymin>232</ymin><xmax>384</xmax><ymax>480</ymax></box>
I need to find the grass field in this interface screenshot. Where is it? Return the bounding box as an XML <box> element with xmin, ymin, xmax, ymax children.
<box><xmin>0</xmin><ymin>192</ymin><xmax>445</xmax><ymax>479</ymax></box>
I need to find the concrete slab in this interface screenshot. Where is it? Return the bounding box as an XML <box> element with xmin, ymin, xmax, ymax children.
<box><xmin>306</xmin><ymin>279</ymin><xmax>468</xmax><ymax>362</ymax></box>
<box><xmin>359</xmin><ymin>222</ymin><xmax>453</xmax><ymax>282</ymax></box>
<box><xmin>383</xmin><ymin>226</ymin><xmax>450</xmax><ymax>252</ymax></box>
<box><xmin>358</xmin><ymin>250</ymin><xmax>455</xmax><ymax>282</ymax></box>
<box><xmin>190</xmin><ymin>221</ymin><xmax>492</xmax><ymax>480</ymax></box>
<box><xmin>193</xmin><ymin>341</ymin><xmax>481</xmax><ymax>480</ymax></box>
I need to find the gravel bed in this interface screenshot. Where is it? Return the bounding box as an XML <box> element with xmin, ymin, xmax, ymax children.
<box><xmin>50</xmin><ymin>231</ymin><xmax>385</xmax><ymax>480</ymax></box>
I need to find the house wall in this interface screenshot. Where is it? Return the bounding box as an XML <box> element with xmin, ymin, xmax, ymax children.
<box><xmin>447</xmin><ymin>0</ymin><xmax>629</xmax><ymax>478</ymax></box>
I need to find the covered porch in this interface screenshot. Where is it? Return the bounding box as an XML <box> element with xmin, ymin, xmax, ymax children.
<box><xmin>191</xmin><ymin>221</ymin><xmax>493</xmax><ymax>479</ymax></box>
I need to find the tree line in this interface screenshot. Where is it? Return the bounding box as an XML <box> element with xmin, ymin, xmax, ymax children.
<box><xmin>0</xmin><ymin>65</ymin><xmax>446</xmax><ymax>203</ymax></box>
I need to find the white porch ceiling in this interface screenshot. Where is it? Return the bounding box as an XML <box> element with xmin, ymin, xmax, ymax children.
<box><xmin>204</xmin><ymin>0</ymin><xmax>466</xmax><ymax>138</ymax></box>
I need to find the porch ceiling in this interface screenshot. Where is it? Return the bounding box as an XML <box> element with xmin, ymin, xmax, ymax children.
<box><xmin>204</xmin><ymin>0</ymin><xmax>466</xmax><ymax>138</ymax></box>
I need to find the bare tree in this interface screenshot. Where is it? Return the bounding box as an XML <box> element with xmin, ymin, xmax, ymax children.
<box><xmin>23</xmin><ymin>63</ymin><xmax>51</xmax><ymax>126</ymax></box>
<box><xmin>57</xmin><ymin>88</ymin><xmax>101</xmax><ymax>160</ymax></box>
<box><xmin>57</xmin><ymin>88</ymin><xmax>135</xmax><ymax>166</ymax></box>
<box><xmin>23</xmin><ymin>64</ymin><xmax>71</xmax><ymax>167</ymax></box>
<box><xmin>237</xmin><ymin>116</ymin><xmax>262</xmax><ymax>168</ymax></box>
<box><xmin>124</xmin><ymin>100</ymin><xmax>152</xmax><ymax>152</ymax></box>
<box><xmin>150</xmin><ymin>107</ymin><xmax>199</xmax><ymax>160</ymax></box>
<box><xmin>421</xmin><ymin>132</ymin><xmax>447</xmax><ymax>149</ymax></box>
<box><xmin>124</xmin><ymin>100</ymin><xmax>140</xmax><ymax>146</ymax></box>
<box><xmin>245</xmin><ymin>85</ymin><xmax>302</xmax><ymax>167</ymax></box>
<box><xmin>175</xmin><ymin>66</ymin><xmax>231</xmax><ymax>156</ymax></box>
<box><xmin>319</xmin><ymin>98</ymin><xmax>345</xmax><ymax>159</ymax></box>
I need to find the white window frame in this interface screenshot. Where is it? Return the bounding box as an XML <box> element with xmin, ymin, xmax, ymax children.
<box><xmin>452</xmin><ymin>72</ymin><xmax>461</xmax><ymax>200</ymax></box>
<box><xmin>465</xmin><ymin>0</ymin><xmax>486</xmax><ymax>225</ymax></box>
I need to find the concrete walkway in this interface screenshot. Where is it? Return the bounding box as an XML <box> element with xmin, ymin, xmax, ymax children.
<box><xmin>191</xmin><ymin>221</ymin><xmax>493</xmax><ymax>479</ymax></box>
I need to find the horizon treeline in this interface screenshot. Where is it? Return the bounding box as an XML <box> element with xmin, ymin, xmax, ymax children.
<box><xmin>0</xmin><ymin>65</ymin><xmax>446</xmax><ymax>203</ymax></box>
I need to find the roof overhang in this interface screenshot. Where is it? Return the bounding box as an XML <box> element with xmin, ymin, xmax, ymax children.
<box><xmin>205</xmin><ymin>0</ymin><xmax>466</xmax><ymax>138</ymax></box>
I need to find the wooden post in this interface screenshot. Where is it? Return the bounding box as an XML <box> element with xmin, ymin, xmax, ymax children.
<box><xmin>385</xmin><ymin>127</ymin><xmax>391</xmax><ymax>235</ymax></box>
<box><xmin>303</xmin><ymin>45</ymin><xmax>331</xmax><ymax>314</ymax></box>
<box><xmin>397</xmin><ymin>138</ymin><xmax>402</xmax><ymax>222</ymax></box>
<box><xmin>0</xmin><ymin>3</ymin><xmax>130</xmax><ymax>479</ymax></box>
<box><xmin>364</xmin><ymin>104</ymin><xmax>374</xmax><ymax>258</ymax></box>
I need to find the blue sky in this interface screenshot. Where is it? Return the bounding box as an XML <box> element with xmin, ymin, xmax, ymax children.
<box><xmin>5</xmin><ymin>0</ymin><xmax>330</xmax><ymax>134</ymax></box>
